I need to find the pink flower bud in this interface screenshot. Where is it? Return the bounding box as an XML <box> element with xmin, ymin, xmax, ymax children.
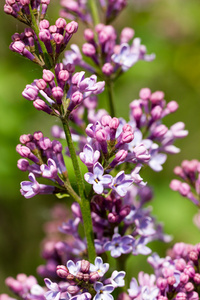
<box><xmin>167</xmin><ymin>100</ymin><xmax>179</xmax><ymax>113</ymax></box>
<box><xmin>175</xmin><ymin>292</ymin><xmax>187</xmax><ymax>300</ymax></box>
<box><xmin>102</xmin><ymin>63</ymin><xmax>114</xmax><ymax>76</ymax></box>
<box><xmin>170</xmin><ymin>179</ymin><xmax>181</xmax><ymax>191</ymax></box>
<box><xmin>151</xmin><ymin>105</ymin><xmax>162</xmax><ymax>120</ymax></box>
<box><xmin>43</xmin><ymin>69</ymin><xmax>54</xmax><ymax>82</ymax></box>
<box><xmin>39</xmin><ymin>19</ymin><xmax>49</xmax><ymax>30</ymax></box>
<box><xmin>56</xmin><ymin>265</ymin><xmax>69</xmax><ymax>278</ymax></box>
<box><xmin>150</xmin><ymin>91</ymin><xmax>164</xmax><ymax>104</ymax></box>
<box><xmin>58</xmin><ymin>70</ymin><xmax>69</xmax><ymax>82</ymax></box>
<box><xmin>39</xmin><ymin>29</ymin><xmax>51</xmax><ymax>42</ymax></box>
<box><xmin>82</xmin><ymin>43</ymin><xmax>96</xmax><ymax>56</ymax></box>
<box><xmin>52</xmin><ymin>86</ymin><xmax>64</xmax><ymax>103</ymax></box>
<box><xmin>110</xmin><ymin>117</ymin><xmax>119</xmax><ymax>129</ymax></box>
<box><xmin>179</xmin><ymin>182</ymin><xmax>190</xmax><ymax>197</ymax></box>
<box><xmin>180</xmin><ymin>273</ymin><xmax>189</xmax><ymax>284</ymax></box>
<box><xmin>20</xmin><ymin>134</ymin><xmax>32</xmax><ymax>144</ymax></box>
<box><xmin>84</xmin><ymin>28</ymin><xmax>94</xmax><ymax>41</ymax></box>
<box><xmin>153</xmin><ymin>124</ymin><xmax>168</xmax><ymax>138</ymax></box>
<box><xmin>156</xmin><ymin>277</ymin><xmax>167</xmax><ymax>290</ymax></box>
<box><xmin>33</xmin><ymin>99</ymin><xmax>52</xmax><ymax>114</ymax></box>
<box><xmin>55</xmin><ymin>18</ymin><xmax>66</xmax><ymax>29</ymax></box>
<box><xmin>189</xmin><ymin>250</ymin><xmax>198</xmax><ymax>261</ymax></box>
<box><xmin>81</xmin><ymin>260</ymin><xmax>90</xmax><ymax>273</ymax></box>
<box><xmin>120</xmin><ymin>27</ymin><xmax>134</xmax><ymax>43</ymax></box>
<box><xmin>65</xmin><ymin>21</ymin><xmax>78</xmax><ymax>33</ymax></box>
<box><xmin>67</xmin><ymin>285</ymin><xmax>80</xmax><ymax>294</ymax></box>
<box><xmin>53</xmin><ymin>33</ymin><xmax>64</xmax><ymax>44</ymax></box>
<box><xmin>17</xmin><ymin>159</ymin><xmax>29</xmax><ymax>171</ymax></box>
<box><xmin>108</xmin><ymin>212</ymin><xmax>119</xmax><ymax>223</ymax></box>
<box><xmin>167</xmin><ymin>276</ymin><xmax>176</xmax><ymax>285</ymax></box>
<box><xmin>36</xmin><ymin>79</ymin><xmax>47</xmax><ymax>90</ymax></box>
<box><xmin>33</xmin><ymin>131</ymin><xmax>43</xmax><ymax>141</ymax></box>
<box><xmin>71</xmin><ymin>91</ymin><xmax>83</xmax><ymax>104</ymax></box>
<box><xmin>139</xmin><ymin>88</ymin><xmax>151</xmax><ymax>100</ymax></box>
<box><xmin>185</xmin><ymin>282</ymin><xmax>194</xmax><ymax>292</ymax></box>
<box><xmin>96</xmin><ymin>129</ymin><xmax>107</xmax><ymax>142</ymax></box>
<box><xmin>101</xmin><ymin>115</ymin><xmax>112</xmax><ymax>126</ymax></box>
<box><xmin>115</xmin><ymin>150</ymin><xmax>128</xmax><ymax>162</ymax></box>
<box><xmin>193</xmin><ymin>273</ymin><xmax>200</xmax><ymax>284</ymax></box>
<box><xmin>89</xmin><ymin>271</ymin><xmax>100</xmax><ymax>282</ymax></box>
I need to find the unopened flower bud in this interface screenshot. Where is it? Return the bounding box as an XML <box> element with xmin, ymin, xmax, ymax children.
<box><xmin>67</xmin><ymin>285</ymin><xmax>80</xmax><ymax>294</ymax></box>
<box><xmin>81</xmin><ymin>260</ymin><xmax>90</xmax><ymax>273</ymax></box>
<box><xmin>56</xmin><ymin>265</ymin><xmax>69</xmax><ymax>278</ymax></box>
<box><xmin>82</xmin><ymin>43</ymin><xmax>96</xmax><ymax>56</ymax></box>
<box><xmin>89</xmin><ymin>271</ymin><xmax>100</xmax><ymax>282</ymax></box>
<box><xmin>139</xmin><ymin>88</ymin><xmax>151</xmax><ymax>100</ymax></box>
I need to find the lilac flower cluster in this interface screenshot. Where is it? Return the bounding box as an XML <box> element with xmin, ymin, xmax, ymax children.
<box><xmin>36</xmin><ymin>186</ymin><xmax>171</xmax><ymax>281</ymax></box>
<box><xmin>9</xmin><ymin>18</ymin><xmax>78</xmax><ymax>67</ymax></box>
<box><xmin>3</xmin><ymin>274</ymin><xmax>45</xmax><ymax>300</ymax></box>
<box><xmin>44</xmin><ymin>257</ymin><xmax>125</xmax><ymax>300</ymax></box>
<box><xmin>2</xmin><ymin>0</ymin><xmax>198</xmax><ymax>300</ymax></box>
<box><xmin>22</xmin><ymin>65</ymin><xmax>105</xmax><ymax>116</ymax></box>
<box><xmin>60</xmin><ymin>0</ymin><xmax>128</xmax><ymax>25</ymax></box>
<box><xmin>170</xmin><ymin>159</ymin><xmax>200</xmax><ymax>207</ymax></box>
<box><xmin>64</xmin><ymin>25</ymin><xmax>155</xmax><ymax>77</ymax></box>
<box><xmin>16</xmin><ymin>131</ymin><xmax>67</xmax><ymax>198</ymax></box>
<box><xmin>127</xmin><ymin>242</ymin><xmax>200</xmax><ymax>299</ymax></box>
<box><xmin>4</xmin><ymin>0</ymin><xmax>50</xmax><ymax>23</ymax></box>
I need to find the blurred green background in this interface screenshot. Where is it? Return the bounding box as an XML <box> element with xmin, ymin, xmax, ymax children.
<box><xmin>0</xmin><ymin>0</ymin><xmax>200</xmax><ymax>293</ymax></box>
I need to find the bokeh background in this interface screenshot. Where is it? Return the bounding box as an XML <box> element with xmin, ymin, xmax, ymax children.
<box><xmin>0</xmin><ymin>0</ymin><xmax>200</xmax><ymax>293</ymax></box>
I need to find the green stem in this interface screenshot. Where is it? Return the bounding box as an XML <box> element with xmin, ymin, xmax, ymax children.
<box><xmin>106</xmin><ymin>80</ymin><xmax>116</xmax><ymax>117</ymax></box>
<box><xmin>88</xmin><ymin>0</ymin><xmax>100</xmax><ymax>27</ymax></box>
<box><xmin>61</xmin><ymin>118</ymin><xmax>96</xmax><ymax>262</ymax></box>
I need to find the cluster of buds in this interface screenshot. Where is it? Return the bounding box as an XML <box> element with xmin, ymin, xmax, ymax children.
<box><xmin>170</xmin><ymin>159</ymin><xmax>200</xmax><ymax>207</ymax></box>
<box><xmin>64</xmin><ymin>25</ymin><xmax>155</xmax><ymax>78</ymax></box>
<box><xmin>60</xmin><ymin>0</ymin><xmax>128</xmax><ymax>25</ymax></box>
<box><xmin>4</xmin><ymin>0</ymin><xmax>50</xmax><ymax>24</ymax></box>
<box><xmin>127</xmin><ymin>88</ymin><xmax>188</xmax><ymax>171</ymax></box>
<box><xmin>16</xmin><ymin>131</ymin><xmax>67</xmax><ymax>198</ymax></box>
<box><xmin>4</xmin><ymin>274</ymin><xmax>45</xmax><ymax>300</ymax></box>
<box><xmin>10</xmin><ymin>18</ymin><xmax>78</xmax><ymax>67</ymax></box>
<box><xmin>22</xmin><ymin>65</ymin><xmax>105</xmax><ymax>117</ymax></box>
<box><xmin>127</xmin><ymin>242</ymin><xmax>200</xmax><ymax>299</ymax></box>
<box><xmin>45</xmin><ymin>256</ymin><xmax>125</xmax><ymax>300</ymax></box>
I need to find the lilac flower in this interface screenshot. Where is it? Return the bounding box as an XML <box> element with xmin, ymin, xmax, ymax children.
<box><xmin>40</xmin><ymin>158</ymin><xmax>58</xmax><ymax>179</ymax></box>
<box><xmin>79</xmin><ymin>144</ymin><xmax>100</xmax><ymax>169</ymax></box>
<box><xmin>111</xmin><ymin>43</ymin><xmax>139</xmax><ymax>71</ymax></box>
<box><xmin>104</xmin><ymin>233</ymin><xmax>134</xmax><ymax>258</ymax></box>
<box><xmin>132</xmin><ymin>237</ymin><xmax>152</xmax><ymax>256</ymax></box>
<box><xmin>128</xmin><ymin>278</ymin><xmax>140</xmax><ymax>298</ymax></box>
<box><xmin>110</xmin><ymin>271</ymin><xmax>126</xmax><ymax>287</ymax></box>
<box><xmin>140</xmin><ymin>286</ymin><xmax>159</xmax><ymax>300</ymax></box>
<box><xmin>135</xmin><ymin>217</ymin><xmax>156</xmax><ymax>237</ymax></box>
<box><xmin>90</xmin><ymin>257</ymin><xmax>109</xmax><ymax>277</ymax></box>
<box><xmin>84</xmin><ymin>162</ymin><xmax>113</xmax><ymax>194</ymax></box>
<box><xmin>20</xmin><ymin>173</ymin><xmax>55</xmax><ymax>199</ymax></box>
<box><xmin>93</xmin><ymin>282</ymin><xmax>114</xmax><ymax>300</ymax></box>
<box><xmin>66</xmin><ymin>260</ymin><xmax>81</xmax><ymax>276</ymax></box>
<box><xmin>71</xmin><ymin>293</ymin><xmax>92</xmax><ymax>300</ymax></box>
<box><xmin>111</xmin><ymin>171</ymin><xmax>133</xmax><ymax>197</ymax></box>
<box><xmin>44</xmin><ymin>279</ymin><xmax>61</xmax><ymax>300</ymax></box>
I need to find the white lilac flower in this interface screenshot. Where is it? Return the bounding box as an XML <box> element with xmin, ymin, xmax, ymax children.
<box><xmin>93</xmin><ymin>282</ymin><xmax>114</xmax><ymax>300</ymax></box>
<box><xmin>90</xmin><ymin>257</ymin><xmax>109</xmax><ymax>277</ymax></box>
<box><xmin>44</xmin><ymin>279</ymin><xmax>61</xmax><ymax>300</ymax></box>
<box><xmin>79</xmin><ymin>144</ymin><xmax>100</xmax><ymax>169</ymax></box>
<box><xmin>66</xmin><ymin>260</ymin><xmax>81</xmax><ymax>276</ymax></box>
<box><xmin>110</xmin><ymin>271</ymin><xmax>126</xmax><ymax>287</ymax></box>
<box><xmin>84</xmin><ymin>162</ymin><xmax>113</xmax><ymax>194</ymax></box>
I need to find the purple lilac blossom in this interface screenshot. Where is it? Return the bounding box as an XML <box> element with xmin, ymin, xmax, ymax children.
<box><xmin>84</xmin><ymin>162</ymin><xmax>113</xmax><ymax>194</ymax></box>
